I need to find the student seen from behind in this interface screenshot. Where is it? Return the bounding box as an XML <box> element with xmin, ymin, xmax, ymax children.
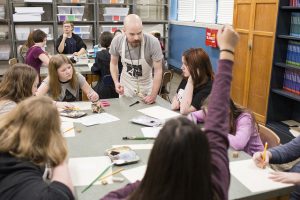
<box><xmin>188</xmin><ymin>97</ymin><xmax>264</xmax><ymax>155</ymax></box>
<box><xmin>0</xmin><ymin>96</ymin><xmax>74</xmax><ymax>200</ymax></box>
<box><xmin>0</xmin><ymin>64</ymin><xmax>38</xmax><ymax>115</ymax></box>
<box><xmin>92</xmin><ymin>31</ymin><xmax>122</xmax><ymax>99</ymax></box>
<box><xmin>101</xmin><ymin>25</ymin><xmax>240</xmax><ymax>200</ymax></box>
<box><xmin>171</xmin><ymin>48</ymin><xmax>214</xmax><ymax>115</ymax></box>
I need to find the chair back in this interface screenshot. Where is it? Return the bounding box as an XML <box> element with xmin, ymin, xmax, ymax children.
<box><xmin>159</xmin><ymin>70</ymin><xmax>173</xmax><ymax>102</ymax></box>
<box><xmin>8</xmin><ymin>58</ymin><xmax>17</xmax><ymax>66</ymax></box>
<box><xmin>259</xmin><ymin>124</ymin><xmax>280</xmax><ymax>148</ymax></box>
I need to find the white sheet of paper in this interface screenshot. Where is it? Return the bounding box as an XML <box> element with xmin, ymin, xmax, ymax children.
<box><xmin>69</xmin><ymin>102</ymin><xmax>91</xmax><ymax>111</ymax></box>
<box><xmin>121</xmin><ymin>165</ymin><xmax>147</xmax><ymax>183</ymax></box>
<box><xmin>141</xmin><ymin>127</ymin><xmax>162</xmax><ymax>138</ymax></box>
<box><xmin>81</xmin><ymin>113</ymin><xmax>119</xmax><ymax>126</ymax></box>
<box><xmin>60</xmin><ymin>116</ymin><xmax>81</xmax><ymax>123</ymax></box>
<box><xmin>138</xmin><ymin>106</ymin><xmax>180</xmax><ymax>120</ymax></box>
<box><xmin>112</xmin><ymin>144</ymin><xmax>153</xmax><ymax>150</ymax></box>
<box><xmin>230</xmin><ymin>159</ymin><xmax>293</xmax><ymax>193</ymax></box>
<box><xmin>68</xmin><ymin>156</ymin><xmax>112</xmax><ymax>186</ymax></box>
<box><xmin>61</xmin><ymin>121</ymin><xmax>75</xmax><ymax>137</ymax></box>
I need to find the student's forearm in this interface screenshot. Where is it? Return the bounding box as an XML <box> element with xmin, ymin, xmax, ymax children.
<box><xmin>171</xmin><ymin>95</ymin><xmax>180</xmax><ymax>110</ymax></box>
<box><xmin>51</xmin><ymin>161</ymin><xmax>74</xmax><ymax>195</ymax></box>
<box><xmin>180</xmin><ymin>79</ymin><xmax>194</xmax><ymax>114</ymax></box>
<box><xmin>77</xmin><ymin>48</ymin><xmax>86</xmax><ymax>55</ymax></box>
<box><xmin>57</xmin><ymin>39</ymin><xmax>66</xmax><ymax>53</ymax></box>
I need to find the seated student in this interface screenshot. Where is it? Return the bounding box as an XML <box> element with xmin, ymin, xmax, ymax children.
<box><xmin>188</xmin><ymin>98</ymin><xmax>264</xmax><ymax>156</ymax></box>
<box><xmin>0</xmin><ymin>96</ymin><xmax>74</xmax><ymax>200</ymax></box>
<box><xmin>101</xmin><ymin>25</ymin><xmax>239</xmax><ymax>200</ymax></box>
<box><xmin>19</xmin><ymin>31</ymin><xmax>34</xmax><ymax>63</ymax></box>
<box><xmin>253</xmin><ymin>136</ymin><xmax>300</xmax><ymax>200</ymax></box>
<box><xmin>36</xmin><ymin>54</ymin><xmax>99</xmax><ymax>103</ymax></box>
<box><xmin>91</xmin><ymin>31</ymin><xmax>122</xmax><ymax>99</ymax></box>
<box><xmin>113</xmin><ymin>29</ymin><xmax>122</xmax><ymax>37</ymax></box>
<box><xmin>25</xmin><ymin>29</ymin><xmax>50</xmax><ymax>75</ymax></box>
<box><xmin>0</xmin><ymin>63</ymin><xmax>38</xmax><ymax>115</ymax></box>
<box><xmin>171</xmin><ymin>48</ymin><xmax>214</xmax><ymax>115</ymax></box>
<box><xmin>56</xmin><ymin>21</ymin><xmax>87</xmax><ymax>56</ymax></box>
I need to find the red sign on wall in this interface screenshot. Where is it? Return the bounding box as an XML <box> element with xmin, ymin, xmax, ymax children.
<box><xmin>206</xmin><ymin>28</ymin><xmax>218</xmax><ymax>48</ymax></box>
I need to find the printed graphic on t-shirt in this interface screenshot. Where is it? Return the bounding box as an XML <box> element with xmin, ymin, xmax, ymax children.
<box><xmin>63</xmin><ymin>89</ymin><xmax>76</xmax><ymax>102</ymax></box>
<box><xmin>126</xmin><ymin>63</ymin><xmax>142</xmax><ymax>77</ymax></box>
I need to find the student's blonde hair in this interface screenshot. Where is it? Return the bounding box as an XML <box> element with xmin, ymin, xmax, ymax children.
<box><xmin>0</xmin><ymin>64</ymin><xmax>38</xmax><ymax>103</ymax></box>
<box><xmin>48</xmin><ymin>54</ymin><xmax>78</xmax><ymax>100</ymax></box>
<box><xmin>0</xmin><ymin>96</ymin><xmax>67</xmax><ymax>167</ymax></box>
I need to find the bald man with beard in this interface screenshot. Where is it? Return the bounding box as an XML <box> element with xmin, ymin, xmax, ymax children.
<box><xmin>109</xmin><ymin>14</ymin><xmax>163</xmax><ymax>104</ymax></box>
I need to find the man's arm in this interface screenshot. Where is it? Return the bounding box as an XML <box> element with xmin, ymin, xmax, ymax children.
<box><xmin>74</xmin><ymin>47</ymin><xmax>86</xmax><ymax>56</ymax></box>
<box><xmin>57</xmin><ymin>35</ymin><xmax>67</xmax><ymax>54</ymax></box>
<box><xmin>110</xmin><ymin>54</ymin><xmax>123</xmax><ymax>95</ymax></box>
<box><xmin>143</xmin><ymin>59</ymin><xmax>162</xmax><ymax>104</ymax></box>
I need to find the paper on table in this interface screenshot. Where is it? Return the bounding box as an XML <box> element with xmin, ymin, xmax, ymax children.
<box><xmin>112</xmin><ymin>144</ymin><xmax>153</xmax><ymax>150</ymax></box>
<box><xmin>60</xmin><ymin>116</ymin><xmax>81</xmax><ymax>123</ymax></box>
<box><xmin>230</xmin><ymin>159</ymin><xmax>293</xmax><ymax>193</ymax></box>
<box><xmin>61</xmin><ymin>121</ymin><xmax>75</xmax><ymax>138</ymax></box>
<box><xmin>81</xmin><ymin>113</ymin><xmax>119</xmax><ymax>126</ymax></box>
<box><xmin>141</xmin><ymin>127</ymin><xmax>162</xmax><ymax>138</ymax></box>
<box><xmin>69</xmin><ymin>102</ymin><xmax>91</xmax><ymax>111</ymax></box>
<box><xmin>138</xmin><ymin>106</ymin><xmax>180</xmax><ymax>120</ymax></box>
<box><xmin>68</xmin><ymin>156</ymin><xmax>112</xmax><ymax>186</ymax></box>
<box><xmin>121</xmin><ymin>165</ymin><xmax>147</xmax><ymax>183</ymax></box>
<box><xmin>290</xmin><ymin>127</ymin><xmax>300</xmax><ymax>137</ymax></box>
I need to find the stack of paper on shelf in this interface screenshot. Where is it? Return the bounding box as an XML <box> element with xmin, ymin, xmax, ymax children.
<box><xmin>13</xmin><ymin>7</ymin><xmax>44</xmax><ymax>22</ymax></box>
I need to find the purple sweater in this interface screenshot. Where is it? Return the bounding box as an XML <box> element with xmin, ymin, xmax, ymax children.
<box><xmin>188</xmin><ymin>110</ymin><xmax>264</xmax><ymax>155</ymax></box>
<box><xmin>101</xmin><ymin>60</ymin><xmax>233</xmax><ymax>200</ymax></box>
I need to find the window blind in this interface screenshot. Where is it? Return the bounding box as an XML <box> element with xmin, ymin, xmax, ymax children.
<box><xmin>195</xmin><ymin>0</ymin><xmax>216</xmax><ymax>23</ymax></box>
<box><xmin>177</xmin><ymin>0</ymin><xmax>195</xmax><ymax>21</ymax></box>
<box><xmin>217</xmin><ymin>0</ymin><xmax>234</xmax><ymax>24</ymax></box>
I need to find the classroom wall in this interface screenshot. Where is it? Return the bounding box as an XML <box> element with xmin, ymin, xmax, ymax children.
<box><xmin>168</xmin><ymin>23</ymin><xmax>220</xmax><ymax>72</ymax></box>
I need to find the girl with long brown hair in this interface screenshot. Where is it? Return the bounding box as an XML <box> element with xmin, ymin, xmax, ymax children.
<box><xmin>171</xmin><ymin>48</ymin><xmax>214</xmax><ymax>115</ymax></box>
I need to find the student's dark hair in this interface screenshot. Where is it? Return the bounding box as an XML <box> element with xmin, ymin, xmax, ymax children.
<box><xmin>202</xmin><ymin>96</ymin><xmax>259</xmax><ymax>135</ymax></box>
<box><xmin>32</xmin><ymin>29</ymin><xmax>47</xmax><ymax>43</ymax></box>
<box><xmin>128</xmin><ymin>117</ymin><xmax>214</xmax><ymax>200</ymax></box>
<box><xmin>183</xmin><ymin>48</ymin><xmax>214</xmax><ymax>88</ymax></box>
<box><xmin>100</xmin><ymin>31</ymin><xmax>113</xmax><ymax>48</ymax></box>
<box><xmin>229</xmin><ymin>99</ymin><xmax>259</xmax><ymax>135</ymax></box>
<box><xmin>0</xmin><ymin>64</ymin><xmax>38</xmax><ymax>103</ymax></box>
<box><xmin>113</xmin><ymin>29</ymin><xmax>122</xmax><ymax>36</ymax></box>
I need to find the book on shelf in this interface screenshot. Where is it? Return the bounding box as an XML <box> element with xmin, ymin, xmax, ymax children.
<box><xmin>286</xmin><ymin>41</ymin><xmax>300</xmax><ymax>66</ymax></box>
<box><xmin>283</xmin><ymin>68</ymin><xmax>300</xmax><ymax>95</ymax></box>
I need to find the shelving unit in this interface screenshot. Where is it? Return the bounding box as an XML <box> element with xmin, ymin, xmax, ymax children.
<box><xmin>0</xmin><ymin>0</ymin><xmax>13</xmax><ymax>64</ymax></box>
<box><xmin>0</xmin><ymin>0</ymin><xmax>168</xmax><ymax>68</ymax></box>
<box><xmin>266</xmin><ymin>0</ymin><xmax>300</xmax><ymax>144</ymax></box>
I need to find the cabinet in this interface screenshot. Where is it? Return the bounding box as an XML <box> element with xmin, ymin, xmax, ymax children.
<box><xmin>232</xmin><ymin>0</ymin><xmax>278</xmax><ymax>124</ymax></box>
<box><xmin>0</xmin><ymin>0</ymin><xmax>13</xmax><ymax>65</ymax></box>
<box><xmin>266</xmin><ymin>0</ymin><xmax>300</xmax><ymax>144</ymax></box>
<box><xmin>0</xmin><ymin>0</ymin><xmax>168</xmax><ymax>68</ymax></box>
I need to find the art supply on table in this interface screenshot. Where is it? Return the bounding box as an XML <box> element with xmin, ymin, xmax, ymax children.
<box><xmin>63</xmin><ymin>127</ymin><xmax>74</xmax><ymax>134</ymax></box>
<box><xmin>129</xmin><ymin>100</ymin><xmax>140</xmax><ymax>107</ymax></box>
<box><xmin>105</xmin><ymin>146</ymin><xmax>140</xmax><ymax>166</ymax></box>
<box><xmin>99</xmin><ymin>168</ymin><xmax>125</xmax><ymax>181</ymax></box>
<box><xmin>112</xmin><ymin>177</ymin><xmax>125</xmax><ymax>183</ymax></box>
<box><xmin>262</xmin><ymin>142</ymin><xmax>268</xmax><ymax>162</ymax></box>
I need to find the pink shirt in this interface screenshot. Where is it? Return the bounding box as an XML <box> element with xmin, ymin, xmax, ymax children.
<box><xmin>188</xmin><ymin>110</ymin><xmax>264</xmax><ymax>155</ymax></box>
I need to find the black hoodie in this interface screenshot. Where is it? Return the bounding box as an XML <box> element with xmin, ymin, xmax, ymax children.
<box><xmin>0</xmin><ymin>152</ymin><xmax>74</xmax><ymax>200</ymax></box>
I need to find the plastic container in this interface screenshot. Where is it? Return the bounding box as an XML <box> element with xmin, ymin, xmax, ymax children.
<box><xmin>103</xmin><ymin>14</ymin><xmax>125</xmax><ymax>22</ymax></box>
<box><xmin>74</xmin><ymin>25</ymin><xmax>91</xmax><ymax>33</ymax></box>
<box><xmin>101</xmin><ymin>25</ymin><xmax>123</xmax><ymax>33</ymax></box>
<box><xmin>57</xmin><ymin>6</ymin><xmax>71</xmax><ymax>14</ymax></box>
<box><xmin>71</xmin><ymin>6</ymin><xmax>84</xmax><ymax>15</ymax></box>
<box><xmin>99</xmin><ymin>0</ymin><xmax>124</xmax><ymax>3</ymax></box>
<box><xmin>104</xmin><ymin>7</ymin><xmax>129</xmax><ymax>15</ymax></box>
<box><xmin>0</xmin><ymin>46</ymin><xmax>10</xmax><ymax>60</ymax></box>
<box><xmin>15</xmin><ymin>27</ymin><xmax>30</xmax><ymax>40</ymax></box>
<box><xmin>77</xmin><ymin>32</ymin><xmax>90</xmax><ymax>39</ymax></box>
<box><xmin>62</xmin><ymin>0</ymin><xmax>86</xmax><ymax>2</ymax></box>
<box><xmin>57</xmin><ymin>14</ymin><xmax>83</xmax><ymax>22</ymax></box>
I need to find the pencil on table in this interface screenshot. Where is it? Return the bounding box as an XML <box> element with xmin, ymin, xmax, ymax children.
<box><xmin>63</xmin><ymin>127</ymin><xmax>74</xmax><ymax>134</ymax></box>
<box><xmin>262</xmin><ymin>142</ymin><xmax>268</xmax><ymax>162</ymax></box>
<box><xmin>99</xmin><ymin>168</ymin><xmax>125</xmax><ymax>181</ymax></box>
